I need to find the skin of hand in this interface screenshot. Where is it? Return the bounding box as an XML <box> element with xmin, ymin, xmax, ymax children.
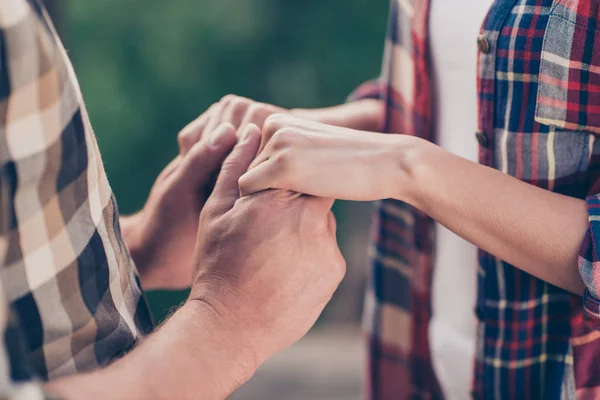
<box><xmin>239</xmin><ymin>114</ymin><xmax>408</xmax><ymax>201</ymax></box>
<box><xmin>122</xmin><ymin>123</ymin><xmax>239</xmax><ymax>290</ymax></box>
<box><xmin>177</xmin><ymin>95</ymin><xmax>287</xmax><ymax>156</ymax></box>
<box><xmin>190</xmin><ymin>123</ymin><xmax>346</xmax><ymax>368</ymax></box>
<box><xmin>47</xmin><ymin>124</ymin><xmax>346</xmax><ymax>400</ymax></box>
<box><xmin>177</xmin><ymin>95</ymin><xmax>384</xmax><ymax>157</ymax></box>
<box><xmin>239</xmin><ymin>114</ymin><xmax>588</xmax><ymax>295</ymax></box>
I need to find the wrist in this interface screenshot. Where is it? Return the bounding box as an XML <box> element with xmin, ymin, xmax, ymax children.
<box><xmin>141</xmin><ymin>301</ymin><xmax>257</xmax><ymax>400</ymax></box>
<box><xmin>289</xmin><ymin>108</ymin><xmax>322</xmax><ymax>122</ymax></box>
<box><xmin>386</xmin><ymin>134</ymin><xmax>435</xmax><ymax>209</ymax></box>
<box><xmin>290</xmin><ymin>99</ymin><xmax>384</xmax><ymax>132</ymax></box>
<box><xmin>184</xmin><ymin>300</ymin><xmax>259</xmax><ymax>385</ymax></box>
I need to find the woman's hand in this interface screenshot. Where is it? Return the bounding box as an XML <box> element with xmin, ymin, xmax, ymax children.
<box><xmin>177</xmin><ymin>95</ymin><xmax>384</xmax><ymax>158</ymax></box>
<box><xmin>123</xmin><ymin>124</ymin><xmax>238</xmax><ymax>290</ymax></box>
<box><xmin>178</xmin><ymin>95</ymin><xmax>286</xmax><ymax>156</ymax></box>
<box><xmin>239</xmin><ymin>114</ymin><xmax>419</xmax><ymax>201</ymax></box>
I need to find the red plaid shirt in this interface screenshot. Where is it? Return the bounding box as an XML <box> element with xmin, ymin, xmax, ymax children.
<box><xmin>352</xmin><ymin>0</ymin><xmax>600</xmax><ymax>399</ymax></box>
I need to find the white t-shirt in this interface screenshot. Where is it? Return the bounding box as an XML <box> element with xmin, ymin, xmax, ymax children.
<box><xmin>429</xmin><ymin>1</ymin><xmax>494</xmax><ymax>399</ymax></box>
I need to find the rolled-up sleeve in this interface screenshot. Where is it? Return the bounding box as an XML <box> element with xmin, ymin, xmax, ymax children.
<box><xmin>0</xmin><ymin>233</ymin><xmax>55</xmax><ymax>399</ymax></box>
<box><xmin>579</xmin><ymin>194</ymin><xmax>600</xmax><ymax>329</ymax></box>
<box><xmin>0</xmin><ymin>278</ymin><xmax>55</xmax><ymax>399</ymax></box>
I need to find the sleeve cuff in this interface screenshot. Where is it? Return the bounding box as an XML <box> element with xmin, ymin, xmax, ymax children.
<box><xmin>579</xmin><ymin>194</ymin><xmax>600</xmax><ymax>328</ymax></box>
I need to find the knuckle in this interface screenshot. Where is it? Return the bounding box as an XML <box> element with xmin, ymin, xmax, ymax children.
<box><xmin>177</xmin><ymin>130</ymin><xmax>194</xmax><ymax>149</ymax></box>
<box><xmin>232</xmin><ymin>196</ymin><xmax>264</xmax><ymax>220</ymax></box>
<box><xmin>266</xmin><ymin>112</ymin><xmax>287</xmax><ymax>123</ymax></box>
<box><xmin>263</xmin><ymin>113</ymin><xmax>287</xmax><ymax>136</ymax></box>
<box><xmin>271</xmin><ymin>150</ymin><xmax>291</xmax><ymax>170</ymax></box>
<box><xmin>271</xmin><ymin>128</ymin><xmax>300</xmax><ymax>153</ymax></box>
<box><xmin>332</xmin><ymin>254</ymin><xmax>347</xmax><ymax>282</ymax></box>
<box><xmin>246</xmin><ymin>102</ymin><xmax>259</xmax><ymax>114</ymax></box>
<box><xmin>270</xmin><ymin>129</ymin><xmax>286</xmax><ymax>148</ymax></box>
<box><xmin>272</xmin><ymin>127</ymin><xmax>293</xmax><ymax>142</ymax></box>
<box><xmin>223</xmin><ymin>95</ymin><xmax>252</xmax><ymax>111</ymax></box>
<box><xmin>177</xmin><ymin>130</ymin><xmax>187</xmax><ymax>144</ymax></box>
<box><xmin>328</xmin><ymin>211</ymin><xmax>338</xmax><ymax>233</ymax></box>
<box><xmin>229</xmin><ymin>97</ymin><xmax>246</xmax><ymax>111</ymax></box>
<box><xmin>199</xmin><ymin>204</ymin><xmax>223</xmax><ymax>227</ymax></box>
<box><xmin>238</xmin><ymin>97</ymin><xmax>252</xmax><ymax>107</ymax></box>
<box><xmin>220</xmin><ymin>94</ymin><xmax>238</xmax><ymax>105</ymax></box>
<box><xmin>246</xmin><ymin>103</ymin><xmax>265</xmax><ymax>120</ymax></box>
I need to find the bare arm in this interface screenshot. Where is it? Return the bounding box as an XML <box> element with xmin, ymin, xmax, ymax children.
<box><xmin>291</xmin><ymin>98</ymin><xmax>384</xmax><ymax>133</ymax></box>
<box><xmin>404</xmin><ymin>138</ymin><xmax>587</xmax><ymax>295</ymax></box>
<box><xmin>46</xmin><ymin>302</ymin><xmax>254</xmax><ymax>400</ymax></box>
<box><xmin>240</xmin><ymin>115</ymin><xmax>588</xmax><ymax>295</ymax></box>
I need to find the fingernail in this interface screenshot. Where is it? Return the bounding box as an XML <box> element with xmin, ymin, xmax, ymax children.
<box><xmin>209</xmin><ymin>124</ymin><xmax>233</xmax><ymax>148</ymax></box>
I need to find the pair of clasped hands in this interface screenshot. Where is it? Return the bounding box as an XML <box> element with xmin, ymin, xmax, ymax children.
<box><xmin>113</xmin><ymin>94</ymin><xmax>391</xmax><ymax>399</ymax></box>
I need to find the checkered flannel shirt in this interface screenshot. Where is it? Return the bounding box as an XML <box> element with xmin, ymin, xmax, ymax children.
<box><xmin>0</xmin><ymin>0</ymin><xmax>153</xmax><ymax>398</ymax></box>
<box><xmin>352</xmin><ymin>0</ymin><xmax>600</xmax><ymax>398</ymax></box>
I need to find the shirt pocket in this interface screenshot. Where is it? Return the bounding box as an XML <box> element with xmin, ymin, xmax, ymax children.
<box><xmin>535</xmin><ymin>0</ymin><xmax>600</xmax><ymax>134</ymax></box>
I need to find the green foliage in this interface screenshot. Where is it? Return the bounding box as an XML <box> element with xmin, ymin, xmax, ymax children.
<box><xmin>66</xmin><ymin>0</ymin><xmax>388</xmax><ymax>320</ymax></box>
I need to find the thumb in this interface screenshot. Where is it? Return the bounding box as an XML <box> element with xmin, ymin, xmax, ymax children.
<box><xmin>207</xmin><ymin>124</ymin><xmax>262</xmax><ymax>216</ymax></box>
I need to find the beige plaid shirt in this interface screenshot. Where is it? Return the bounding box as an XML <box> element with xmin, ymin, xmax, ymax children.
<box><xmin>0</xmin><ymin>0</ymin><xmax>153</xmax><ymax>397</ymax></box>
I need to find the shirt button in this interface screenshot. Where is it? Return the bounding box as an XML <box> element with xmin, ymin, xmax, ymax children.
<box><xmin>477</xmin><ymin>35</ymin><xmax>490</xmax><ymax>54</ymax></box>
<box><xmin>475</xmin><ymin>131</ymin><xmax>490</xmax><ymax>148</ymax></box>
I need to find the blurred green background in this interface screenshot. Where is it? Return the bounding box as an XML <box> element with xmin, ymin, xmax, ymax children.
<box><xmin>58</xmin><ymin>0</ymin><xmax>388</xmax><ymax>322</ymax></box>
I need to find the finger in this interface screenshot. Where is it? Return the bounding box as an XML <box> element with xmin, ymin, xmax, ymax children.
<box><xmin>247</xmin><ymin>144</ymin><xmax>271</xmax><ymax>170</ymax></box>
<box><xmin>221</xmin><ymin>97</ymin><xmax>249</xmax><ymax>132</ymax></box>
<box><xmin>239</xmin><ymin>105</ymin><xmax>276</xmax><ymax>139</ymax></box>
<box><xmin>178</xmin><ymin>104</ymin><xmax>217</xmax><ymax>156</ymax></box>
<box><xmin>177</xmin><ymin>123</ymin><xmax>237</xmax><ymax>188</ymax></box>
<box><xmin>258</xmin><ymin>113</ymin><xmax>311</xmax><ymax>155</ymax></box>
<box><xmin>238</xmin><ymin>158</ymin><xmax>282</xmax><ymax>197</ymax></box>
<box><xmin>246</xmin><ymin>119</ymin><xmax>282</xmax><ymax>171</ymax></box>
<box><xmin>157</xmin><ymin>156</ymin><xmax>183</xmax><ymax>184</ymax></box>
<box><xmin>258</xmin><ymin>113</ymin><xmax>289</xmax><ymax>154</ymax></box>
<box><xmin>208</xmin><ymin>124</ymin><xmax>262</xmax><ymax>215</ymax></box>
<box><xmin>203</xmin><ymin>98</ymin><xmax>232</xmax><ymax>137</ymax></box>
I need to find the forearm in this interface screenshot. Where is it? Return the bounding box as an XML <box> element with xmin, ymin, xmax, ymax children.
<box><xmin>394</xmin><ymin>136</ymin><xmax>588</xmax><ymax>295</ymax></box>
<box><xmin>291</xmin><ymin>99</ymin><xmax>384</xmax><ymax>133</ymax></box>
<box><xmin>46</xmin><ymin>302</ymin><xmax>256</xmax><ymax>400</ymax></box>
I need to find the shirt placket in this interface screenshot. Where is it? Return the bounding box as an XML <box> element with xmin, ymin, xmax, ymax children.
<box><xmin>472</xmin><ymin>1</ymin><xmax>520</xmax><ymax>399</ymax></box>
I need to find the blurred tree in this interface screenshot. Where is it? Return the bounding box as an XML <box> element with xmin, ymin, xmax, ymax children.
<box><xmin>66</xmin><ymin>0</ymin><xmax>388</xmax><ymax>321</ymax></box>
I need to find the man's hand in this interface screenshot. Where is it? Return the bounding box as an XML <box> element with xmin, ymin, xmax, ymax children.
<box><xmin>123</xmin><ymin>123</ymin><xmax>238</xmax><ymax>290</ymax></box>
<box><xmin>178</xmin><ymin>95</ymin><xmax>286</xmax><ymax>156</ymax></box>
<box><xmin>46</xmin><ymin>124</ymin><xmax>346</xmax><ymax>400</ymax></box>
<box><xmin>190</xmin><ymin>123</ymin><xmax>346</xmax><ymax>367</ymax></box>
